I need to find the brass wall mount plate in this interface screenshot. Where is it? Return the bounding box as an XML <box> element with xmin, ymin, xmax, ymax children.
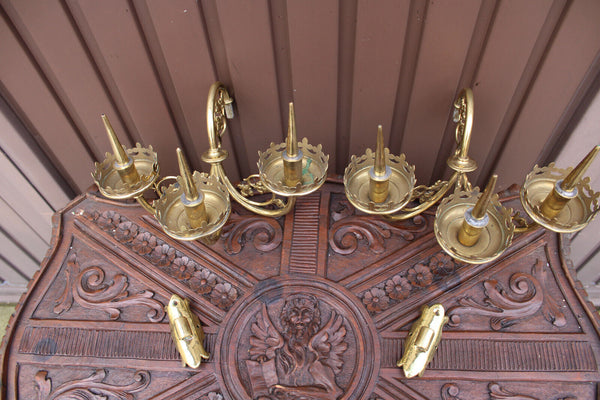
<box><xmin>92</xmin><ymin>144</ymin><xmax>159</xmax><ymax>199</ymax></box>
<box><xmin>257</xmin><ymin>138</ymin><xmax>329</xmax><ymax>197</ymax></box>
<box><xmin>434</xmin><ymin>189</ymin><xmax>514</xmax><ymax>264</ymax></box>
<box><xmin>154</xmin><ymin>171</ymin><xmax>231</xmax><ymax>241</ymax></box>
<box><xmin>521</xmin><ymin>163</ymin><xmax>599</xmax><ymax>233</ymax></box>
<box><xmin>344</xmin><ymin>149</ymin><xmax>416</xmax><ymax>214</ymax></box>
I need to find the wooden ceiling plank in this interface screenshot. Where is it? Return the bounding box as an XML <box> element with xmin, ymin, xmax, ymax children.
<box><xmin>287</xmin><ymin>0</ymin><xmax>339</xmax><ymax>171</ymax></box>
<box><xmin>493</xmin><ymin>0</ymin><xmax>600</xmax><ymax>190</ymax></box>
<box><xmin>348</xmin><ymin>0</ymin><xmax>410</xmax><ymax>165</ymax></box>
<box><xmin>65</xmin><ymin>0</ymin><xmax>182</xmax><ymax>177</ymax></box>
<box><xmin>400</xmin><ymin>0</ymin><xmax>481</xmax><ymax>185</ymax></box>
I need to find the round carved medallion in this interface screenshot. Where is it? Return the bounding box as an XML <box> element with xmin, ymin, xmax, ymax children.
<box><xmin>216</xmin><ymin>276</ymin><xmax>379</xmax><ymax>400</ymax></box>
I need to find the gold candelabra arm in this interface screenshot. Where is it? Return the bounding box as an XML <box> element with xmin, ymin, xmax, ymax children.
<box><xmin>385</xmin><ymin>172</ymin><xmax>460</xmax><ymax>221</ymax></box>
<box><xmin>135</xmin><ymin>195</ymin><xmax>156</xmax><ymax>215</ymax></box>
<box><xmin>511</xmin><ymin>211</ymin><xmax>539</xmax><ymax>234</ymax></box>
<box><xmin>213</xmin><ymin>164</ymin><xmax>296</xmax><ymax>217</ymax></box>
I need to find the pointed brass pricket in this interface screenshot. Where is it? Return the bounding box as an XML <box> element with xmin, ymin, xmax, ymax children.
<box><xmin>282</xmin><ymin>103</ymin><xmax>303</xmax><ymax>187</ymax></box>
<box><xmin>368</xmin><ymin>125</ymin><xmax>391</xmax><ymax>203</ymax></box>
<box><xmin>457</xmin><ymin>174</ymin><xmax>497</xmax><ymax>247</ymax></box>
<box><xmin>344</xmin><ymin>125</ymin><xmax>415</xmax><ymax>214</ymax></box>
<box><xmin>92</xmin><ymin>114</ymin><xmax>159</xmax><ymax>199</ymax></box>
<box><xmin>176</xmin><ymin>149</ymin><xmax>208</xmax><ymax>229</ymax></box>
<box><xmin>521</xmin><ymin>145</ymin><xmax>600</xmax><ymax>233</ymax></box>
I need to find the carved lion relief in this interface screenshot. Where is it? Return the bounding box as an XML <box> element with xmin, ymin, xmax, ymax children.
<box><xmin>245</xmin><ymin>294</ymin><xmax>348</xmax><ymax>400</ymax></box>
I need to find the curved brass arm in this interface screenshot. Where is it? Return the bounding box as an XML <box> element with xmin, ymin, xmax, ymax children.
<box><xmin>386</xmin><ymin>172</ymin><xmax>459</xmax><ymax>221</ymax></box>
<box><xmin>212</xmin><ymin>164</ymin><xmax>296</xmax><ymax>217</ymax></box>
<box><xmin>135</xmin><ymin>195</ymin><xmax>156</xmax><ymax>215</ymax></box>
<box><xmin>202</xmin><ymin>82</ymin><xmax>296</xmax><ymax>218</ymax></box>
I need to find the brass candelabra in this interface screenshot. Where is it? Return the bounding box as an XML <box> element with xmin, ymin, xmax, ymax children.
<box><xmin>92</xmin><ymin>83</ymin><xmax>598</xmax><ymax>265</ymax></box>
<box><xmin>92</xmin><ymin>82</ymin><xmax>329</xmax><ymax>243</ymax></box>
<box><xmin>344</xmin><ymin>88</ymin><xmax>599</xmax><ymax>264</ymax></box>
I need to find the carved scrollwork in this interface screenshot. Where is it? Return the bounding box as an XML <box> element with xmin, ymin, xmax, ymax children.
<box><xmin>329</xmin><ymin>199</ymin><xmax>427</xmax><ymax>255</ymax></box>
<box><xmin>441</xmin><ymin>383</ymin><xmax>464</xmax><ymax>400</ymax></box>
<box><xmin>447</xmin><ymin>259</ymin><xmax>567</xmax><ymax>330</ymax></box>
<box><xmin>221</xmin><ymin>211</ymin><xmax>283</xmax><ymax>255</ymax></box>
<box><xmin>35</xmin><ymin>369</ymin><xmax>150</xmax><ymax>400</ymax></box>
<box><xmin>53</xmin><ymin>254</ymin><xmax>165</xmax><ymax>322</ymax></box>
<box><xmin>488</xmin><ymin>382</ymin><xmax>576</xmax><ymax>400</ymax></box>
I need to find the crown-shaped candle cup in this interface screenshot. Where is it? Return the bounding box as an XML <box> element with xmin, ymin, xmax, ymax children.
<box><xmin>521</xmin><ymin>145</ymin><xmax>600</xmax><ymax>233</ymax></box>
<box><xmin>344</xmin><ymin>125</ymin><xmax>416</xmax><ymax>214</ymax></box>
<box><xmin>257</xmin><ymin>103</ymin><xmax>329</xmax><ymax>197</ymax></box>
<box><xmin>434</xmin><ymin>175</ymin><xmax>514</xmax><ymax>264</ymax></box>
<box><xmin>92</xmin><ymin>115</ymin><xmax>159</xmax><ymax>199</ymax></box>
<box><xmin>154</xmin><ymin>149</ymin><xmax>230</xmax><ymax>242</ymax></box>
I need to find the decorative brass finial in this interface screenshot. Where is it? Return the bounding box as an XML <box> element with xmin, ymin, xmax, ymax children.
<box><xmin>283</xmin><ymin>102</ymin><xmax>303</xmax><ymax>187</ymax></box>
<box><xmin>539</xmin><ymin>145</ymin><xmax>600</xmax><ymax>219</ymax></box>
<box><xmin>176</xmin><ymin>148</ymin><xmax>207</xmax><ymax>229</ymax></box>
<box><xmin>368</xmin><ymin>125</ymin><xmax>391</xmax><ymax>203</ymax></box>
<box><xmin>458</xmin><ymin>174</ymin><xmax>497</xmax><ymax>247</ymax></box>
<box><xmin>101</xmin><ymin>114</ymin><xmax>140</xmax><ymax>185</ymax></box>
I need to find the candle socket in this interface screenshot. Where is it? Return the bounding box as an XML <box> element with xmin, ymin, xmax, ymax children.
<box><xmin>115</xmin><ymin>159</ymin><xmax>140</xmax><ymax>186</ymax></box>
<box><xmin>539</xmin><ymin>180</ymin><xmax>576</xmax><ymax>220</ymax></box>
<box><xmin>457</xmin><ymin>174</ymin><xmax>496</xmax><ymax>247</ymax></box>
<box><xmin>181</xmin><ymin>193</ymin><xmax>208</xmax><ymax>229</ymax></box>
<box><xmin>283</xmin><ymin>152</ymin><xmax>303</xmax><ymax>187</ymax></box>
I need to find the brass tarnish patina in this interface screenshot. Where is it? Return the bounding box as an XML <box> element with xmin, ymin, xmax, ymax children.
<box><xmin>92</xmin><ymin>82</ymin><xmax>329</xmax><ymax>242</ymax></box>
<box><xmin>166</xmin><ymin>294</ymin><xmax>210</xmax><ymax>369</ymax></box>
<box><xmin>343</xmin><ymin>87</ymin><xmax>599</xmax><ymax>264</ymax></box>
<box><xmin>397</xmin><ymin>304</ymin><xmax>448</xmax><ymax>378</ymax></box>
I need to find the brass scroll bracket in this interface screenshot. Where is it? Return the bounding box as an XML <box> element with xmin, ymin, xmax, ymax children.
<box><xmin>166</xmin><ymin>294</ymin><xmax>210</xmax><ymax>368</ymax></box>
<box><xmin>397</xmin><ymin>304</ymin><xmax>448</xmax><ymax>378</ymax></box>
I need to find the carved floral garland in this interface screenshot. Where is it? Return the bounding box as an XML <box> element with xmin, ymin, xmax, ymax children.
<box><xmin>53</xmin><ymin>254</ymin><xmax>165</xmax><ymax>322</ymax></box>
<box><xmin>83</xmin><ymin>210</ymin><xmax>240</xmax><ymax>311</ymax></box>
<box><xmin>359</xmin><ymin>252</ymin><xmax>460</xmax><ymax>314</ymax></box>
<box><xmin>447</xmin><ymin>259</ymin><xmax>567</xmax><ymax>331</ymax></box>
<box><xmin>329</xmin><ymin>198</ymin><xmax>428</xmax><ymax>255</ymax></box>
<box><xmin>35</xmin><ymin>369</ymin><xmax>150</xmax><ymax>400</ymax></box>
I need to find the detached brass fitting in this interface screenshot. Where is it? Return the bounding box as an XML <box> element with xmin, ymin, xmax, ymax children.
<box><xmin>102</xmin><ymin>114</ymin><xmax>140</xmax><ymax>185</ymax></box>
<box><xmin>282</xmin><ymin>103</ymin><xmax>303</xmax><ymax>187</ymax></box>
<box><xmin>166</xmin><ymin>294</ymin><xmax>210</xmax><ymax>368</ymax></box>
<box><xmin>368</xmin><ymin>125</ymin><xmax>391</xmax><ymax>203</ymax></box>
<box><xmin>458</xmin><ymin>174</ymin><xmax>497</xmax><ymax>247</ymax></box>
<box><xmin>540</xmin><ymin>145</ymin><xmax>600</xmax><ymax>220</ymax></box>
<box><xmin>176</xmin><ymin>148</ymin><xmax>208</xmax><ymax>229</ymax></box>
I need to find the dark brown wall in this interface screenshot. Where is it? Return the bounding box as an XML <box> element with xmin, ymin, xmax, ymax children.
<box><xmin>1</xmin><ymin>0</ymin><xmax>600</xmax><ymax>192</ymax></box>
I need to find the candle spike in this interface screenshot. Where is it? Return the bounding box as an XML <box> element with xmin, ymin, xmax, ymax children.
<box><xmin>562</xmin><ymin>145</ymin><xmax>600</xmax><ymax>191</ymax></box>
<box><xmin>472</xmin><ymin>174</ymin><xmax>498</xmax><ymax>219</ymax></box>
<box><xmin>373</xmin><ymin>125</ymin><xmax>387</xmax><ymax>177</ymax></box>
<box><xmin>102</xmin><ymin>114</ymin><xmax>129</xmax><ymax>166</ymax></box>
<box><xmin>286</xmin><ymin>102</ymin><xmax>298</xmax><ymax>158</ymax></box>
<box><xmin>177</xmin><ymin>148</ymin><xmax>199</xmax><ymax>202</ymax></box>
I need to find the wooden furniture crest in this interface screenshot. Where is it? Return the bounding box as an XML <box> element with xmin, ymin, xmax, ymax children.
<box><xmin>2</xmin><ymin>182</ymin><xmax>600</xmax><ymax>399</ymax></box>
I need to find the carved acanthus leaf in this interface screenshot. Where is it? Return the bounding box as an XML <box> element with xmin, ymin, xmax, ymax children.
<box><xmin>329</xmin><ymin>214</ymin><xmax>427</xmax><ymax>255</ymax></box>
<box><xmin>53</xmin><ymin>255</ymin><xmax>165</xmax><ymax>322</ymax></box>
<box><xmin>35</xmin><ymin>369</ymin><xmax>150</xmax><ymax>400</ymax></box>
<box><xmin>221</xmin><ymin>211</ymin><xmax>282</xmax><ymax>254</ymax></box>
<box><xmin>447</xmin><ymin>260</ymin><xmax>566</xmax><ymax>330</ymax></box>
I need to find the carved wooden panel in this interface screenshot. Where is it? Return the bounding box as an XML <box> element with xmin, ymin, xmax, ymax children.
<box><xmin>2</xmin><ymin>181</ymin><xmax>600</xmax><ymax>399</ymax></box>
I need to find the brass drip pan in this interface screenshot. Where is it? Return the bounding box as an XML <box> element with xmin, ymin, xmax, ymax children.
<box><xmin>344</xmin><ymin>149</ymin><xmax>415</xmax><ymax>214</ymax></box>
<box><xmin>435</xmin><ymin>190</ymin><xmax>514</xmax><ymax>264</ymax></box>
<box><xmin>521</xmin><ymin>163</ymin><xmax>599</xmax><ymax>233</ymax></box>
<box><xmin>258</xmin><ymin>138</ymin><xmax>329</xmax><ymax>197</ymax></box>
<box><xmin>92</xmin><ymin>144</ymin><xmax>159</xmax><ymax>199</ymax></box>
<box><xmin>155</xmin><ymin>172</ymin><xmax>230</xmax><ymax>241</ymax></box>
